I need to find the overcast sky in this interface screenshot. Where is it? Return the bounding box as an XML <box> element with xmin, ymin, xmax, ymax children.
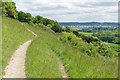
<box><xmin>13</xmin><ymin>0</ymin><xmax>119</xmax><ymax>22</ymax></box>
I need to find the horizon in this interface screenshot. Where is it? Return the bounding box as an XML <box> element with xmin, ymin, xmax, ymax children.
<box><xmin>59</xmin><ymin>21</ymin><xmax>118</xmax><ymax>23</ymax></box>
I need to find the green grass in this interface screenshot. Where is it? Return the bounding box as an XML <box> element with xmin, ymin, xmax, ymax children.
<box><xmin>107</xmin><ymin>43</ymin><xmax>119</xmax><ymax>52</ymax></box>
<box><xmin>2</xmin><ymin>17</ymin><xmax>118</xmax><ymax>78</ymax></box>
<box><xmin>0</xmin><ymin>15</ymin><xmax>2</xmax><ymax>78</ymax></box>
<box><xmin>2</xmin><ymin>17</ymin><xmax>34</xmax><ymax>74</ymax></box>
<box><xmin>25</xmin><ymin>23</ymin><xmax>118</xmax><ymax>78</ymax></box>
<box><xmin>71</xmin><ymin>27</ymin><xmax>81</xmax><ymax>31</ymax></box>
<box><xmin>26</xmin><ymin>37</ymin><xmax>62</xmax><ymax>78</ymax></box>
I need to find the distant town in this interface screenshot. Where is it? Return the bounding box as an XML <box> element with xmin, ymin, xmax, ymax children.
<box><xmin>59</xmin><ymin>22</ymin><xmax>118</xmax><ymax>28</ymax></box>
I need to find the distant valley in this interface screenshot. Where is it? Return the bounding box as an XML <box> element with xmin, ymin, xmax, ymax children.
<box><xmin>59</xmin><ymin>22</ymin><xmax>118</xmax><ymax>28</ymax></box>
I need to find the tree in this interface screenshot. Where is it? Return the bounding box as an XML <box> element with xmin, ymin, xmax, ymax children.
<box><xmin>18</xmin><ymin>11</ymin><xmax>32</xmax><ymax>23</ymax></box>
<box><xmin>51</xmin><ymin>21</ymin><xmax>63</xmax><ymax>33</ymax></box>
<box><xmin>65</xmin><ymin>26</ymin><xmax>71</xmax><ymax>32</ymax></box>
<box><xmin>73</xmin><ymin>31</ymin><xmax>79</xmax><ymax>37</ymax></box>
<box><xmin>42</xmin><ymin>18</ymin><xmax>48</xmax><ymax>26</ymax></box>
<box><xmin>2</xmin><ymin>2</ymin><xmax>18</xmax><ymax>19</ymax></box>
<box><xmin>34</xmin><ymin>15</ymin><xmax>43</xmax><ymax>24</ymax></box>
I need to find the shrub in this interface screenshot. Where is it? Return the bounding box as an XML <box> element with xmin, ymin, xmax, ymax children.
<box><xmin>47</xmin><ymin>24</ymin><xmax>53</xmax><ymax>28</ymax></box>
<box><xmin>51</xmin><ymin>21</ymin><xmax>63</xmax><ymax>33</ymax></box>
<box><xmin>73</xmin><ymin>31</ymin><xmax>79</xmax><ymax>37</ymax></box>
<box><xmin>98</xmin><ymin>42</ymin><xmax>116</xmax><ymax>57</ymax></box>
<box><xmin>79</xmin><ymin>34</ymin><xmax>99</xmax><ymax>43</ymax></box>
<box><xmin>65</xmin><ymin>26</ymin><xmax>71</xmax><ymax>32</ymax></box>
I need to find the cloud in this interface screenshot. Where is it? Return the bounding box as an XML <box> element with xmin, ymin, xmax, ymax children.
<box><xmin>13</xmin><ymin>0</ymin><xmax>119</xmax><ymax>22</ymax></box>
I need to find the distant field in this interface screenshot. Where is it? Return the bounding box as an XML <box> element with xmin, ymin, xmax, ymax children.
<box><xmin>71</xmin><ymin>27</ymin><xmax>81</xmax><ymax>31</ymax></box>
<box><xmin>2</xmin><ymin>17</ymin><xmax>33</xmax><ymax>74</ymax></box>
<box><xmin>79</xmin><ymin>32</ymin><xmax>93</xmax><ymax>36</ymax></box>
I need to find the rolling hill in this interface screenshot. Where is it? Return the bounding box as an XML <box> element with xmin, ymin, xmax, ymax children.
<box><xmin>2</xmin><ymin>17</ymin><xmax>118</xmax><ymax>78</ymax></box>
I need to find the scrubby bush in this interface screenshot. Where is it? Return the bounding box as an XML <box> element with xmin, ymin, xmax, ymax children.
<box><xmin>47</xmin><ymin>24</ymin><xmax>53</xmax><ymax>28</ymax></box>
<box><xmin>60</xmin><ymin>33</ymin><xmax>117</xmax><ymax>57</ymax></box>
<box><xmin>73</xmin><ymin>31</ymin><xmax>79</xmax><ymax>37</ymax></box>
<box><xmin>65</xmin><ymin>26</ymin><xmax>71</xmax><ymax>32</ymax></box>
<box><xmin>79</xmin><ymin>34</ymin><xmax>99</xmax><ymax>43</ymax></box>
<box><xmin>98</xmin><ymin>42</ymin><xmax>116</xmax><ymax>57</ymax></box>
<box><xmin>51</xmin><ymin>21</ymin><xmax>63</xmax><ymax>33</ymax></box>
<box><xmin>37</xmin><ymin>23</ymin><xmax>45</xmax><ymax>28</ymax></box>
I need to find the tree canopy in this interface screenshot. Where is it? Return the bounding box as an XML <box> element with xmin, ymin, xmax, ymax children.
<box><xmin>2</xmin><ymin>2</ymin><xmax>18</xmax><ymax>19</ymax></box>
<box><xmin>2</xmin><ymin>2</ymin><xmax>64</xmax><ymax>33</ymax></box>
<box><xmin>51</xmin><ymin>21</ymin><xmax>63</xmax><ymax>33</ymax></box>
<box><xmin>65</xmin><ymin>26</ymin><xmax>71</xmax><ymax>32</ymax></box>
<box><xmin>18</xmin><ymin>11</ymin><xmax>32</xmax><ymax>23</ymax></box>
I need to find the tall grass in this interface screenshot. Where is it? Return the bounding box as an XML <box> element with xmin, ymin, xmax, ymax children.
<box><xmin>25</xmin><ymin>23</ymin><xmax>118</xmax><ymax>78</ymax></box>
<box><xmin>0</xmin><ymin>15</ymin><xmax>2</xmax><ymax>78</ymax></box>
<box><xmin>2</xmin><ymin>17</ymin><xmax>34</xmax><ymax>74</ymax></box>
<box><xmin>26</xmin><ymin>37</ymin><xmax>62</xmax><ymax>78</ymax></box>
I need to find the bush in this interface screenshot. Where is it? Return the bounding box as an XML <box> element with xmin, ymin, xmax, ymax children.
<box><xmin>98</xmin><ymin>42</ymin><xmax>116</xmax><ymax>57</ymax></box>
<box><xmin>47</xmin><ymin>24</ymin><xmax>53</xmax><ymax>28</ymax></box>
<box><xmin>65</xmin><ymin>26</ymin><xmax>71</xmax><ymax>32</ymax></box>
<box><xmin>37</xmin><ymin>23</ymin><xmax>45</xmax><ymax>28</ymax></box>
<box><xmin>80</xmin><ymin>34</ymin><xmax>99</xmax><ymax>43</ymax></box>
<box><xmin>73</xmin><ymin>31</ymin><xmax>79</xmax><ymax>37</ymax></box>
<box><xmin>51</xmin><ymin>21</ymin><xmax>63</xmax><ymax>33</ymax></box>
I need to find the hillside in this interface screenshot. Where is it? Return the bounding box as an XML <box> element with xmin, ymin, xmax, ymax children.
<box><xmin>1</xmin><ymin>1</ymin><xmax>118</xmax><ymax>78</ymax></box>
<box><xmin>2</xmin><ymin>17</ymin><xmax>118</xmax><ymax>78</ymax></box>
<box><xmin>2</xmin><ymin>17</ymin><xmax>34</xmax><ymax>75</ymax></box>
<box><xmin>24</xmin><ymin>20</ymin><xmax>118</xmax><ymax>78</ymax></box>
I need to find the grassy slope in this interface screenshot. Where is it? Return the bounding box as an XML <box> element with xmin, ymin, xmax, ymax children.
<box><xmin>26</xmin><ymin>37</ymin><xmax>62</xmax><ymax>78</ymax></box>
<box><xmin>0</xmin><ymin>16</ymin><xmax>2</xmax><ymax>78</ymax></box>
<box><xmin>2</xmin><ymin>17</ymin><xmax>34</xmax><ymax>73</ymax></box>
<box><xmin>24</xmin><ymin>23</ymin><xmax>118</xmax><ymax>78</ymax></box>
<box><xmin>108</xmin><ymin>43</ymin><xmax>118</xmax><ymax>52</ymax></box>
<box><xmin>24</xmin><ymin>24</ymin><xmax>62</xmax><ymax>78</ymax></box>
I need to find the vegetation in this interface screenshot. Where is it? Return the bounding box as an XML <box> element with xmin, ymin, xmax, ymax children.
<box><xmin>60</xmin><ymin>33</ymin><xmax>117</xmax><ymax>57</ymax></box>
<box><xmin>26</xmin><ymin>37</ymin><xmax>62</xmax><ymax>78</ymax></box>
<box><xmin>92</xmin><ymin>31</ymin><xmax>119</xmax><ymax>44</ymax></box>
<box><xmin>2</xmin><ymin>2</ymin><xmax>18</xmax><ymax>19</ymax></box>
<box><xmin>51</xmin><ymin>21</ymin><xmax>63</xmax><ymax>33</ymax></box>
<box><xmin>18</xmin><ymin>11</ymin><xmax>32</xmax><ymax>23</ymax></box>
<box><xmin>24</xmin><ymin>24</ymin><xmax>118</xmax><ymax>78</ymax></box>
<box><xmin>65</xmin><ymin>26</ymin><xmax>71</xmax><ymax>32</ymax></box>
<box><xmin>1</xmin><ymin>2</ymin><xmax>62</xmax><ymax>33</ymax></box>
<box><xmin>2</xmin><ymin>17</ymin><xmax>33</xmax><ymax>74</ymax></box>
<box><xmin>2</xmin><ymin>1</ymin><xmax>118</xmax><ymax>78</ymax></box>
<box><xmin>76</xmin><ymin>27</ymin><xmax>118</xmax><ymax>33</ymax></box>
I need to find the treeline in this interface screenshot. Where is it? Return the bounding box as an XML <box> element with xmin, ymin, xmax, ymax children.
<box><xmin>92</xmin><ymin>31</ymin><xmax>119</xmax><ymax>44</ymax></box>
<box><xmin>2</xmin><ymin>2</ymin><xmax>63</xmax><ymax>33</ymax></box>
<box><xmin>77</xmin><ymin>27</ymin><xmax>118</xmax><ymax>33</ymax></box>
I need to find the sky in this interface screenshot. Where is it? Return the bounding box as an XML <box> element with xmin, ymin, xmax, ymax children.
<box><xmin>12</xmin><ymin>0</ymin><xmax>119</xmax><ymax>22</ymax></box>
